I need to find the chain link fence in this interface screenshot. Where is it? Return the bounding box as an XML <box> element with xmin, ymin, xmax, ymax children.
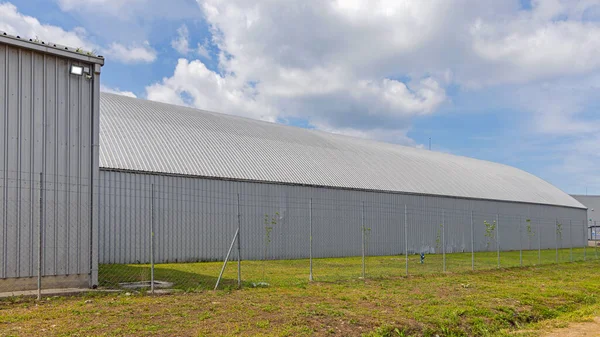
<box><xmin>0</xmin><ymin>170</ymin><xmax>595</xmax><ymax>297</ymax></box>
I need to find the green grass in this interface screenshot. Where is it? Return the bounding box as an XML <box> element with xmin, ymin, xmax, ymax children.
<box><xmin>98</xmin><ymin>247</ymin><xmax>595</xmax><ymax>291</ymax></box>
<box><xmin>2</xmin><ymin>258</ymin><xmax>599</xmax><ymax>336</ymax></box>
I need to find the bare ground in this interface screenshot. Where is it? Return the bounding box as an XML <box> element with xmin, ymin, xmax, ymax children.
<box><xmin>542</xmin><ymin>317</ymin><xmax>600</xmax><ymax>337</ymax></box>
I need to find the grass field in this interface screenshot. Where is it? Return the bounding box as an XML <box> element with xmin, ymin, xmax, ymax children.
<box><xmin>98</xmin><ymin>247</ymin><xmax>597</xmax><ymax>291</ymax></box>
<box><xmin>1</xmin><ymin>249</ymin><xmax>599</xmax><ymax>336</ymax></box>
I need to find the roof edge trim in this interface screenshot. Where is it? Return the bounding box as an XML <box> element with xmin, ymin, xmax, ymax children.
<box><xmin>0</xmin><ymin>32</ymin><xmax>105</xmax><ymax>65</ymax></box>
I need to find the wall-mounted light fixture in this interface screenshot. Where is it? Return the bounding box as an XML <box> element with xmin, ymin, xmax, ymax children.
<box><xmin>70</xmin><ymin>65</ymin><xmax>83</xmax><ymax>76</ymax></box>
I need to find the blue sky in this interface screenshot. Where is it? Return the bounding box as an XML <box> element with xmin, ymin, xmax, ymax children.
<box><xmin>2</xmin><ymin>0</ymin><xmax>600</xmax><ymax>195</ymax></box>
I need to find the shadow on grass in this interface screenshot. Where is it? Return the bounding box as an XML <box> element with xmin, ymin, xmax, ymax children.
<box><xmin>98</xmin><ymin>264</ymin><xmax>240</xmax><ymax>291</ymax></box>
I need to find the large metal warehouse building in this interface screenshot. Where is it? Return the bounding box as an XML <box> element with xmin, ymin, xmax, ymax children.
<box><xmin>0</xmin><ymin>33</ymin><xmax>589</xmax><ymax>291</ymax></box>
<box><xmin>97</xmin><ymin>93</ymin><xmax>588</xmax><ymax>265</ymax></box>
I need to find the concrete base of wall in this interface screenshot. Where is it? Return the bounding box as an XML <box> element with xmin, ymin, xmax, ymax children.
<box><xmin>0</xmin><ymin>274</ymin><xmax>89</xmax><ymax>292</ymax></box>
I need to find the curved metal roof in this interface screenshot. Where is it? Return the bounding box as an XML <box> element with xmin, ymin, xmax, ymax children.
<box><xmin>99</xmin><ymin>93</ymin><xmax>584</xmax><ymax>209</ymax></box>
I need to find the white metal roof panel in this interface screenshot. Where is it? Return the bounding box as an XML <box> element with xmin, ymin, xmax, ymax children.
<box><xmin>99</xmin><ymin>93</ymin><xmax>584</xmax><ymax>209</ymax></box>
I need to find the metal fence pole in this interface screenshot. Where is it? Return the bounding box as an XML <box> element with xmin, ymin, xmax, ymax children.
<box><xmin>471</xmin><ymin>211</ymin><xmax>474</xmax><ymax>271</ymax></box>
<box><xmin>584</xmin><ymin>220</ymin><xmax>587</xmax><ymax>261</ymax></box>
<box><xmin>37</xmin><ymin>173</ymin><xmax>43</xmax><ymax>301</ymax></box>
<box><xmin>309</xmin><ymin>198</ymin><xmax>313</xmax><ymax>282</ymax></box>
<box><xmin>361</xmin><ymin>201</ymin><xmax>365</xmax><ymax>279</ymax></box>
<box><xmin>404</xmin><ymin>204</ymin><xmax>408</xmax><ymax>277</ymax></box>
<box><xmin>496</xmin><ymin>214</ymin><xmax>500</xmax><ymax>269</ymax></box>
<box><xmin>569</xmin><ymin>220</ymin><xmax>573</xmax><ymax>262</ymax></box>
<box><xmin>150</xmin><ymin>184</ymin><xmax>155</xmax><ymax>294</ymax></box>
<box><xmin>585</xmin><ymin>221</ymin><xmax>598</xmax><ymax>259</ymax></box>
<box><xmin>237</xmin><ymin>193</ymin><xmax>241</xmax><ymax>288</ymax></box>
<box><xmin>556</xmin><ymin>219</ymin><xmax>560</xmax><ymax>264</ymax></box>
<box><xmin>442</xmin><ymin>210</ymin><xmax>446</xmax><ymax>273</ymax></box>
<box><xmin>214</xmin><ymin>229</ymin><xmax>239</xmax><ymax>291</ymax></box>
<box><xmin>519</xmin><ymin>216</ymin><xmax>522</xmax><ymax>267</ymax></box>
<box><xmin>538</xmin><ymin>219</ymin><xmax>541</xmax><ymax>265</ymax></box>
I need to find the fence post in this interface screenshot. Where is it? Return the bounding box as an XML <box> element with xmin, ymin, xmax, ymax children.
<box><xmin>538</xmin><ymin>219</ymin><xmax>541</xmax><ymax>265</ymax></box>
<box><xmin>496</xmin><ymin>214</ymin><xmax>500</xmax><ymax>269</ymax></box>
<box><xmin>585</xmin><ymin>221</ymin><xmax>598</xmax><ymax>259</ymax></box>
<box><xmin>519</xmin><ymin>216</ymin><xmax>522</xmax><ymax>267</ymax></box>
<box><xmin>361</xmin><ymin>201</ymin><xmax>365</xmax><ymax>279</ymax></box>
<box><xmin>569</xmin><ymin>219</ymin><xmax>573</xmax><ymax>262</ymax></box>
<box><xmin>404</xmin><ymin>204</ymin><xmax>408</xmax><ymax>277</ymax></box>
<box><xmin>584</xmin><ymin>220</ymin><xmax>587</xmax><ymax>261</ymax></box>
<box><xmin>37</xmin><ymin>173</ymin><xmax>44</xmax><ymax>300</ymax></box>
<box><xmin>555</xmin><ymin>219</ymin><xmax>559</xmax><ymax>264</ymax></box>
<box><xmin>150</xmin><ymin>184</ymin><xmax>155</xmax><ymax>294</ymax></box>
<box><xmin>237</xmin><ymin>193</ymin><xmax>241</xmax><ymax>288</ymax></box>
<box><xmin>471</xmin><ymin>211</ymin><xmax>474</xmax><ymax>271</ymax></box>
<box><xmin>442</xmin><ymin>210</ymin><xmax>446</xmax><ymax>273</ymax></box>
<box><xmin>309</xmin><ymin>198</ymin><xmax>313</xmax><ymax>282</ymax></box>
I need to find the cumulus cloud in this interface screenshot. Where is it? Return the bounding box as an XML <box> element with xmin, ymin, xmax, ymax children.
<box><xmin>146</xmin><ymin>58</ymin><xmax>272</xmax><ymax>121</ymax></box>
<box><xmin>171</xmin><ymin>24</ymin><xmax>190</xmax><ymax>55</ymax></box>
<box><xmin>103</xmin><ymin>42</ymin><xmax>156</xmax><ymax>64</ymax></box>
<box><xmin>196</xmin><ymin>39</ymin><xmax>211</xmax><ymax>59</ymax></box>
<box><xmin>147</xmin><ymin>0</ymin><xmax>479</xmax><ymax>141</ymax></box>
<box><xmin>100</xmin><ymin>85</ymin><xmax>137</xmax><ymax>98</ymax></box>
<box><xmin>0</xmin><ymin>2</ymin><xmax>93</xmax><ymax>51</ymax></box>
<box><xmin>1</xmin><ymin>3</ymin><xmax>158</xmax><ymax>64</ymax></box>
<box><xmin>146</xmin><ymin>1</ymin><xmax>594</xmax><ymax>129</ymax></box>
<box><xmin>469</xmin><ymin>18</ymin><xmax>600</xmax><ymax>86</ymax></box>
<box><xmin>57</xmin><ymin>0</ymin><xmax>148</xmax><ymax>18</ymax></box>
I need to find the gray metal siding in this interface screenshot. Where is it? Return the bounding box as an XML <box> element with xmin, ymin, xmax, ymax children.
<box><xmin>0</xmin><ymin>41</ymin><xmax>97</xmax><ymax>280</ymax></box>
<box><xmin>98</xmin><ymin>170</ymin><xmax>587</xmax><ymax>264</ymax></box>
<box><xmin>571</xmin><ymin>195</ymin><xmax>600</xmax><ymax>226</ymax></box>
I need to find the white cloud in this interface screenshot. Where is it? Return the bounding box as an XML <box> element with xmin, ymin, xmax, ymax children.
<box><xmin>171</xmin><ymin>24</ymin><xmax>190</xmax><ymax>55</ymax></box>
<box><xmin>171</xmin><ymin>25</ymin><xmax>212</xmax><ymax>58</ymax></box>
<box><xmin>57</xmin><ymin>0</ymin><xmax>147</xmax><ymax>17</ymax></box>
<box><xmin>103</xmin><ymin>42</ymin><xmax>157</xmax><ymax>64</ymax></box>
<box><xmin>469</xmin><ymin>19</ymin><xmax>600</xmax><ymax>86</ymax></box>
<box><xmin>100</xmin><ymin>85</ymin><xmax>137</xmax><ymax>98</ymax></box>
<box><xmin>0</xmin><ymin>2</ymin><xmax>94</xmax><ymax>51</ymax></box>
<box><xmin>0</xmin><ymin>3</ymin><xmax>158</xmax><ymax>64</ymax></box>
<box><xmin>196</xmin><ymin>39</ymin><xmax>211</xmax><ymax>59</ymax></box>
<box><xmin>146</xmin><ymin>59</ymin><xmax>273</xmax><ymax>121</ymax></box>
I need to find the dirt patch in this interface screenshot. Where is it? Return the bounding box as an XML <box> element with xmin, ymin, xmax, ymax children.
<box><xmin>542</xmin><ymin>317</ymin><xmax>600</xmax><ymax>337</ymax></box>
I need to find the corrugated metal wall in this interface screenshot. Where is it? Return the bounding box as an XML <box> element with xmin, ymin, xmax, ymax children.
<box><xmin>0</xmin><ymin>41</ymin><xmax>96</xmax><ymax>280</ymax></box>
<box><xmin>99</xmin><ymin>170</ymin><xmax>587</xmax><ymax>264</ymax></box>
<box><xmin>571</xmin><ymin>195</ymin><xmax>600</xmax><ymax>225</ymax></box>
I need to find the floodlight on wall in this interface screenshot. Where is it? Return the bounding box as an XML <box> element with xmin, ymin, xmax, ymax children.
<box><xmin>70</xmin><ymin>65</ymin><xmax>83</xmax><ymax>76</ymax></box>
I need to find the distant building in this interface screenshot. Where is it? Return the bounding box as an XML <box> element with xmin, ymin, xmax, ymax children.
<box><xmin>571</xmin><ymin>195</ymin><xmax>600</xmax><ymax>240</ymax></box>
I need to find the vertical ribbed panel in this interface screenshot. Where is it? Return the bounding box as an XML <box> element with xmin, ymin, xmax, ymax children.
<box><xmin>98</xmin><ymin>170</ymin><xmax>588</xmax><ymax>264</ymax></box>
<box><xmin>0</xmin><ymin>41</ymin><xmax>96</xmax><ymax>280</ymax></box>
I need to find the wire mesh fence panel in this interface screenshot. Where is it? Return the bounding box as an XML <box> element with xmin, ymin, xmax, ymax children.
<box><xmin>405</xmin><ymin>206</ymin><xmax>445</xmax><ymax>276</ymax></box>
<box><xmin>521</xmin><ymin>217</ymin><xmax>538</xmax><ymax>266</ymax></box>
<box><xmin>0</xmin><ymin>168</ymin><xmax>595</xmax><ymax>297</ymax></box>
<box><xmin>497</xmin><ymin>214</ymin><xmax>518</xmax><ymax>269</ymax></box>
<box><xmin>312</xmin><ymin>197</ymin><xmax>362</xmax><ymax>282</ymax></box>
<box><xmin>239</xmin><ymin>191</ymin><xmax>312</xmax><ymax>288</ymax></box>
<box><xmin>363</xmin><ymin>199</ymin><xmax>405</xmax><ymax>279</ymax></box>
<box><xmin>443</xmin><ymin>209</ymin><xmax>472</xmax><ymax>274</ymax></box>
<box><xmin>588</xmin><ymin>225</ymin><xmax>598</xmax><ymax>261</ymax></box>
<box><xmin>473</xmin><ymin>211</ymin><xmax>497</xmax><ymax>271</ymax></box>
<box><xmin>557</xmin><ymin>218</ymin><xmax>571</xmax><ymax>263</ymax></box>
